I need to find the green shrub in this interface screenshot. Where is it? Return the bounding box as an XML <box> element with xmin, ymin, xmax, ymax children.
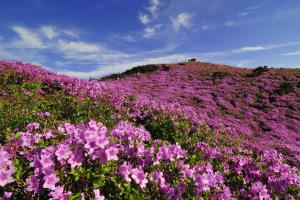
<box><xmin>275</xmin><ymin>81</ymin><xmax>295</xmax><ymax>95</ymax></box>
<box><xmin>248</xmin><ymin>66</ymin><xmax>269</xmax><ymax>77</ymax></box>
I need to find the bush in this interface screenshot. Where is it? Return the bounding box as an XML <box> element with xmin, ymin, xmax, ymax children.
<box><xmin>275</xmin><ymin>81</ymin><xmax>295</xmax><ymax>95</ymax></box>
<box><xmin>248</xmin><ymin>66</ymin><xmax>269</xmax><ymax>77</ymax></box>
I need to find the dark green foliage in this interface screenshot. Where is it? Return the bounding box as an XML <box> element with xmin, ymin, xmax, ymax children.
<box><xmin>0</xmin><ymin>71</ymin><xmax>27</xmax><ymax>86</ymax></box>
<box><xmin>100</xmin><ymin>64</ymin><xmax>159</xmax><ymax>80</ymax></box>
<box><xmin>274</xmin><ymin>81</ymin><xmax>295</xmax><ymax>95</ymax></box>
<box><xmin>248</xmin><ymin>66</ymin><xmax>269</xmax><ymax>77</ymax></box>
<box><xmin>137</xmin><ymin>112</ymin><xmax>194</xmax><ymax>145</ymax></box>
<box><xmin>225</xmin><ymin>172</ymin><xmax>245</xmax><ymax>193</ymax></box>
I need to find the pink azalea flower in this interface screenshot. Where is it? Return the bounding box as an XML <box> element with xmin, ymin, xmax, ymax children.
<box><xmin>94</xmin><ymin>189</ymin><xmax>105</xmax><ymax>200</ymax></box>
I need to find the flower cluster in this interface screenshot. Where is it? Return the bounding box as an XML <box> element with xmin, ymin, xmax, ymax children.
<box><xmin>1</xmin><ymin>120</ymin><xmax>299</xmax><ymax>199</ymax></box>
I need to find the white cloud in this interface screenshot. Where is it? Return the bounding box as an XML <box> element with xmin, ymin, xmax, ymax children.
<box><xmin>248</xmin><ymin>2</ymin><xmax>267</xmax><ymax>10</ymax></box>
<box><xmin>143</xmin><ymin>25</ymin><xmax>161</xmax><ymax>38</ymax></box>
<box><xmin>171</xmin><ymin>13</ymin><xmax>193</xmax><ymax>31</ymax></box>
<box><xmin>233</xmin><ymin>46</ymin><xmax>267</xmax><ymax>53</ymax></box>
<box><xmin>57</xmin><ymin>40</ymin><xmax>132</xmax><ymax>63</ymax></box>
<box><xmin>239</xmin><ymin>12</ymin><xmax>250</xmax><ymax>17</ymax></box>
<box><xmin>63</xmin><ymin>30</ymin><xmax>80</xmax><ymax>38</ymax></box>
<box><xmin>58</xmin><ymin>40</ymin><xmax>100</xmax><ymax>53</ymax></box>
<box><xmin>282</xmin><ymin>51</ymin><xmax>300</xmax><ymax>56</ymax></box>
<box><xmin>224</xmin><ymin>20</ymin><xmax>236</xmax><ymax>27</ymax></box>
<box><xmin>148</xmin><ymin>0</ymin><xmax>160</xmax><ymax>17</ymax></box>
<box><xmin>201</xmin><ymin>25</ymin><xmax>214</xmax><ymax>31</ymax></box>
<box><xmin>40</xmin><ymin>26</ymin><xmax>58</xmax><ymax>39</ymax></box>
<box><xmin>138</xmin><ymin>13</ymin><xmax>150</xmax><ymax>24</ymax></box>
<box><xmin>11</xmin><ymin>25</ymin><xmax>45</xmax><ymax>48</ymax></box>
<box><xmin>144</xmin><ymin>27</ymin><xmax>156</xmax><ymax>38</ymax></box>
<box><xmin>111</xmin><ymin>34</ymin><xmax>136</xmax><ymax>42</ymax></box>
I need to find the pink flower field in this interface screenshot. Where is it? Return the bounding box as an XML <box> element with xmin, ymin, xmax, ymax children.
<box><xmin>0</xmin><ymin>60</ymin><xmax>299</xmax><ymax>199</ymax></box>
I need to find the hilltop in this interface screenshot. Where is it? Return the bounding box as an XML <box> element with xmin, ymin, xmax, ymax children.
<box><xmin>0</xmin><ymin>60</ymin><xmax>299</xmax><ymax>199</ymax></box>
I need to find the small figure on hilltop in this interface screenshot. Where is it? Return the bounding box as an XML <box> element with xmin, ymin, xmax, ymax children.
<box><xmin>188</xmin><ymin>58</ymin><xmax>197</xmax><ymax>62</ymax></box>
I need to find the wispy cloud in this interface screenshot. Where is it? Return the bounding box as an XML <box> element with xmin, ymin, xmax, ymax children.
<box><xmin>248</xmin><ymin>2</ymin><xmax>267</xmax><ymax>10</ymax></box>
<box><xmin>239</xmin><ymin>11</ymin><xmax>250</xmax><ymax>17</ymax></box>
<box><xmin>137</xmin><ymin>0</ymin><xmax>161</xmax><ymax>25</ymax></box>
<box><xmin>148</xmin><ymin>0</ymin><xmax>160</xmax><ymax>17</ymax></box>
<box><xmin>238</xmin><ymin>2</ymin><xmax>267</xmax><ymax>17</ymax></box>
<box><xmin>138</xmin><ymin>13</ymin><xmax>150</xmax><ymax>24</ymax></box>
<box><xmin>233</xmin><ymin>46</ymin><xmax>267</xmax><ymax>53</ymax></box>
<box><xmin>57</xmin><ymin>40</ymin><xmax>132</xmax><ymax>64</ymax></box>
<box><xmin>58</xmin><ymin>40</ymin><xmax>100</xmax><ymax>53</ymax></box>
<box><xmin>282</xmin><ymin>51</ymin><xmax>300</xmax><ymax>56</ymax></box>
<box><xmin>11</xmin><ymin>25</ymin><xmax>45</xmax><ymax>49</ymax></box>
<box><xmin>202</xmin><ymin>42</ymin><xmax>300</xmax><ymax>58</ymax></box>
<box><xmin>40</xmin><ymin>26</ymin><xmax>58</xmax><ymax>39</ymax></box>
<box><xmin>224</xmin><ymin>20</ymin><xmax>237</xmax><ymax>27</ymax></box>
<box><xmin>171</xmin><ymin>13</ymin><xmax>193</xmax><ymax>30</ymax></box>
<box><xmin>63</xmin><ymin>30</ymin><xmax>80</xmax><ymax>38</ymax></box>
<box><xmin>143</xmin><ymin>25</ymin><xmax>161</xmax><ymax>38</ymax></box>
<box><xmin>110</xmin><ymin>34</ymin><xmax>136</xmax><ymax>42</ymax></box>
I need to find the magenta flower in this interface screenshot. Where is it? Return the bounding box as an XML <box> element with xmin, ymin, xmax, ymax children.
<box><xmin>131</xmin><ymin>167</ymin><xmax>148</xmax><ymax>189</ymax></box>
<box><xmin>68</xmin><ymin>150</ymin><xmax>83</xmax><ymax>168</ymax></box>
<box><xmin>55</xmin><ymin>143</ymin><xmax>72</xmax><ymax>161</ymax></box>
<box><xmin>19</xmin><ymin>133</ymin><xmax>34</xmax><ymax>147</ymax></box>
<box><xmin>105</xmin><ymin>146</ymin><xmax>119</xmax><ymax>161</ymax></box>
<box><xmin>43</xmin><ymin>130</ymin><xmax>56</xmax><ymax>139</ymax></box>
<box><xmin>43</xmin><ymin>173</ymin><xmax>59</xmax><ymax>190</ymax></box>
<box><xmin>119</xmin><ymin>162</ymin><xmax>132</xmax><ymax>182</ymax></box>
<box><xmin>40</xmin><ymin>155</ymin><xmax>54</xmax><ymax>170</ymax></box>
<box><xmin>44</xmin><ymin>112</ymin><xmax>51</xmax><ymax>118</ymax></box>
<box><xmin>26</xmin><ymin>122</ymin><xmax>40</xmax><ymax>131</ymax></box>
<box><xmin>195</xmin><ymin>173</ymin><xmax>210</xmax><ymax>192</ymax></box>
<box><xmin>26</xmin><ymin>176</ymin><xmax>40</xmax><ymax>194</ymax></box>
<box><xmin>0</xmin><ymin>192</ymin><xmax>12</xmax><ymax>200</ymax></box>
<box><xmin>94</xmin><ymin>189</ymin><xmax>105</xmax><ymax>200</ymax></box>
<box><xmin>0</xmin><ymin>160</ymin><xmax>15</xmax><ymax>187</ymax></box>
<box><xmin>50</xmin><ymin>186</ymin><xmax>71</xmax><ymax>200</ymax></box>
<box><xmin>249</xmin><ymin>182</ymin><xmax>272</xmax><ymax>200</ymax></box>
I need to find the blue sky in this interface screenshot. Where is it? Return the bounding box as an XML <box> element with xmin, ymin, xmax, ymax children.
<box><xmin>0</xmin><ymin>0</ymin><xmax>300</xmax><ymax>78</ymax></box>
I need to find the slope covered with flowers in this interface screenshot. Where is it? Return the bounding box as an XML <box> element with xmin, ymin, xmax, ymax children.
<box><xmin>0</xmin><ymin>60</ymin><xmax>299</xmax><ymax>199</ymax></box>
<box><xmin>111</xmin><ymin>62</ymin><xmax>300</xmax><ymax>164</ymax></box>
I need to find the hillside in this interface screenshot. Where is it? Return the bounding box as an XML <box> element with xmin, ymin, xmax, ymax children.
<box><xmin>109</xmin><ymin>62</ymin><xmax>300</xmax><ymax>164</ymax></box>
<box><xmin>0</xmin><ymin>60</ymin><xmax>299</xmax><ymax>199</ymax></box>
